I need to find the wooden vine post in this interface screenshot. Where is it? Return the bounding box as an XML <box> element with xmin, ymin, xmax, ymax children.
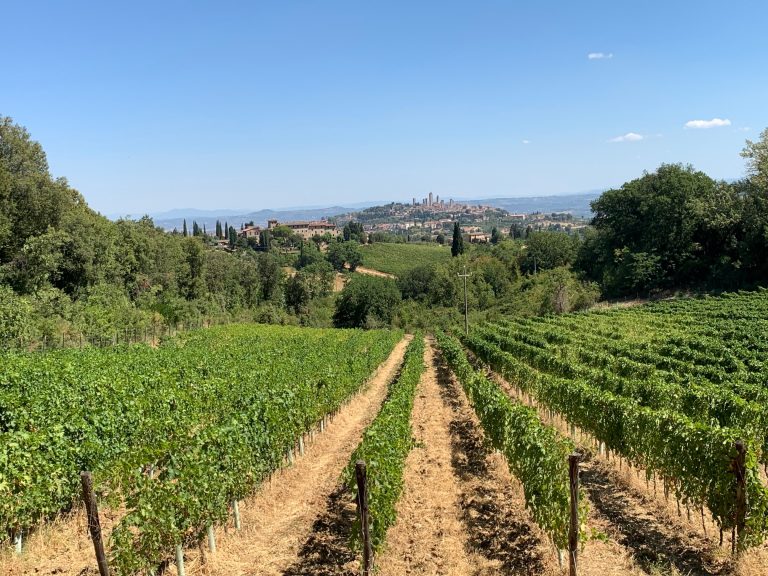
<box><xmin>568</xmin><ymin>453</ymin><xmax>581</xmax><ymax>576</ymax></box>
<box><xmin>732</xmin><ymin>440</ymin><xmax>747</xmax><ymax>555</ymax></box>
<box><xmin>80</xmin><ymin>471</ymin><xmax>110</xmax><ymax>576</ymax></box>
<box><xmin>355</xmin><ymin>460</ymin><xmax>372</xmax><ymax>576</ymax></box>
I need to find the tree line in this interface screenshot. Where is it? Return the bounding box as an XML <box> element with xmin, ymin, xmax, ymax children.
<box><xmin>0</xmin><ymin>116</ymin><xmax>325</xmax><ymax>347</ymax></box>
<box><xmin>576</xmin><ymin>130</ymin><xmax>768</xmax><ymax>297</ymax></box>
<box><xmin>2</xmin><ymin>112</ymin><xmax>767</xmax><ymax>344</ymax></box>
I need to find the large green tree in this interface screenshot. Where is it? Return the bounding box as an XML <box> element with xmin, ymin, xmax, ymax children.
<box><xmin>577</xmin><ymin>163</ymin><xmax>742</xmax><ymax>295</ymax></box>
<box><xmin>521</xmin><ymin>231</ymin><xmax>578</xmax><ymax>274</ymax></box>
<box><xmin>741</xmin><ymin>128</ymin><xmax>768</xmax><ymax>191</ymax></box>
<box><xmin>333</xmin><ymin>275</ymin><xmax>401</xmax><ymax>328</ymax></box>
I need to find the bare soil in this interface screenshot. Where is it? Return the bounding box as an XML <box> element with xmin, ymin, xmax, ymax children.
<box><xmin>353</xmin><ymin>266</ymin><xmax>396</xmax><ymax>279</ymax></box>
<box><xmin>377</xmin><ymin>340</ymin><xmax>557</xmax><ymax>576</ymax></box>
<box><xmin>376</xmin><ymin>341</ymin><xmax>489</xmax><ymax>575</ymax></box>
<box><xmin>333</xmin><ymin>272</ymin><xmax>347</xmax><ymax>292</ymax></box>
<box><xmin>580</xmin><ymin>454</ymin><xmax>730</xmax><ymax>576</ymax></box>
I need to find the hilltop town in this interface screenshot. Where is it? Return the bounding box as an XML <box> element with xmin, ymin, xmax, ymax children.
<box><xmin>331</xmin><ymin>193</ymin><xmax>589</xmax><ymax>243</ymax></box>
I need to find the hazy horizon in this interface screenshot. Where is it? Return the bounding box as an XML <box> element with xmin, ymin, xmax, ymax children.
<box><xmin>3</xmin><ymin>1</ymin><xmax>765</xmax><ymax>215</ymax></box>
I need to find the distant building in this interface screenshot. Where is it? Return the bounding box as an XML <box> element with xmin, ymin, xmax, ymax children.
<box><xmin>239</xmin><ymin>225</ymin><xmax>261</xmax><ymax>239</ymax></box>
<box><xmin>467</xmin><ymin>231</ymin><xmax>490</xmax><ymax>243</ymax></box>
<box><xmin>267</xmin><ymin>219</ymin><xmax>340</xmax><ymax>241</ymax></box>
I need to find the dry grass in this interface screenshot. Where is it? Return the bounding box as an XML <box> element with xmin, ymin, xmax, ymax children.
<box><xmin>385</xmin><ymin>343</ymin><xmax>561</xmax><ymax>576</ymax></box>
<box><xmin>377</xmin><ymin>341</ymin><xmax>489</xmax><ymax>575</ymax></box>
<box><xmin>0</xmin><ymin>505</ymin><xmax>126</xmax><ymax>576</ymax></box>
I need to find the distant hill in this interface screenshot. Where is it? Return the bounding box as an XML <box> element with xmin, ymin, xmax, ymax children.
<box><xmin>120</xmin><ymin>205</ymin><xmax>380</xmax><ymax>231</ymax></box>
<box><xmin>462</xmin><ymin>191</ymin><xmax>602</xmax><ymax>217</ymax></box>
<box><xmin>117</xmin><ymin>193</ymin><xmax>602</xmax><ymax>231</ymax></box>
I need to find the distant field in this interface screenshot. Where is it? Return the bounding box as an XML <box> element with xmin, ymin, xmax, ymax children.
<box><xmin>360</xmin><ymin>243</ymin><xmax>452</xmax><ymax>276</ymax></box>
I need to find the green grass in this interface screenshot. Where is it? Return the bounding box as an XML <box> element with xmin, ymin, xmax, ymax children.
<box><xmin>359</xmin><ymin>243</ymin><xmax>452</xmax><ymax>276</ymax></box>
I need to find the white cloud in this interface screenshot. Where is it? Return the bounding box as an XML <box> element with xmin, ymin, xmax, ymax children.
<box><xmin>588</xmin><ymin>52</ymin><xmax>613</xmax><ymax>60</ymax></box>
<box><xmin>609</xmin><ymin>132</ymin><xmax>644</xmax><ymax>143</ymax></box>
<box><xmin>522</xmin><ymin>139</ymin><xmax>531</xmax><ymax>144</ymax></box>
<box><xmin>737</xmin><ymin>126</ymin><xmax>751</xmax><ymax>132</ymax></box>
<box><xmin>684</xmin><ymin>118</ymin><xmax>731</xmax><ymax>129</ymax></box>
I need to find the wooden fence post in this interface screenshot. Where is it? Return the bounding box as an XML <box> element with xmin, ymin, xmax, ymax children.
<box><xmin>568</xmin><ymin>453</ymin><xmax>581</xmax><ymax>576</ymax></box>
<box><xmin>175</xmin><ymin>544</ymin><xmax>186</xmax><ymax>576</ymax></box>
<box><xmin>355</xmin><ymin>460</ymin><xmax>372</xmax><ymax>576</ymax></box>
<box><xmin>232</xmin><ymin>500</ymin><xmax>241</xmax><ymax>530</ymax></box>
<box><xmin>207</xmin><ymin>525</ymin><xmax>216</xmax><ymax>553</ymax></box>
<box><xmin>733</xmin><ymin>440</ymin><xmax>747</xmax><ymax>555</ymax></box>
<box><xmin>80</xmin><ymin>471</ymin><xmax>110</xmax><ymax>576</ymax></box>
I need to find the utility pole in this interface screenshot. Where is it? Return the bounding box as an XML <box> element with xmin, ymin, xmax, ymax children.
<box><xmin>457</xmin><ymin>265</ymin><xmax>472</xmax><ymax>336</ymax></box>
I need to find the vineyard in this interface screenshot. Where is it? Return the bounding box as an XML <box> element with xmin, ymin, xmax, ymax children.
<box><xmin>0</xmin><ymin>325</ymin><xmax>402</xmax><ymax>574</ymax></box>
<box><xmin>464</xmin><ymin>290</ymin><xmax>768</xmax><ymax>553</ymax></box>
<box><xmin>359</xmin><ymin>243</ymin><xmax>452</xmax><ymax>277</ymax></box>
<box><xmin>3</xmin><ymin>292</ymin><xmax>768</xmax><ymax>576</ymax></box>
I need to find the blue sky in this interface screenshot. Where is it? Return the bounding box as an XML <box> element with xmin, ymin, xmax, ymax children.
<box><xmin>2</xmin><ymin>0</ymin><xmax>766</xmax><ymax>215</ymax></box>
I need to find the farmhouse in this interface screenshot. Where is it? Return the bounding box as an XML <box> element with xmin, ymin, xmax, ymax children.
<box><xmin>267</xmin><ymin>219</ymin><xmax>340</xmax><ymax>241</ymax></box>
<box><xmin>239</xmin><ymin>225</ymin><xmax>261</xmax><ymax>239</ymax></box>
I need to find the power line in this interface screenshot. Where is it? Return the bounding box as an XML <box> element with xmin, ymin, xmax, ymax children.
<box><xmin>457</xmin><ymin>265</ymin><xmax>472</xmax><ymax>336</ymax></box>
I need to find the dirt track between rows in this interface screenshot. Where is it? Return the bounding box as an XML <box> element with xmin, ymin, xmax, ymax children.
<box><xmin>378</xmin><ymin>340</ymin><xmax>555</xmax><ymax>576</ymax></box>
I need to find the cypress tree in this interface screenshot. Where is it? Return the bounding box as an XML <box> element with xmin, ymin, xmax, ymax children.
<box><xmin>183</xmin><ymin>219</ymin><xmax>188</xmax><ymax>237</ymax></box>
<box><xmin>451</xmin><ymin>222</ymin><xmax>464</xmax><ymax>257</ymax></box>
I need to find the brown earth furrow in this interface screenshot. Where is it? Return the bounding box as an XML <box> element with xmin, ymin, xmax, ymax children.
<box><xmin>377</xmin><ymin>340</ymin><xmax>555</xmax><ymax>576</ymax></box>
<box><xmin>376</xmin><ymin>340</ymin><xmax>482</xmax><ymax>576</ymax></box>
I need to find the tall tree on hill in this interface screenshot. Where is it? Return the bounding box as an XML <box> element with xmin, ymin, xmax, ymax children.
<box><xmin>182</xmin><ymin>219</ymin><xmax>188</xmax><ymax>237</ymax></box>
<box><xmin>742</xmin><ymin>127</ymin><xmax>768</xmax><ymax>190</ymax></box>
<box><xmin>451</xmin><ymin>222</ymin><xmax>464</xmax><ymax>257</ymax></box>
<box><xmin>259</xmin><ymin>230</ymin><xmax>271</xmax><ymax>251</ymax></box>
<box><xmin>215</xmin><ymin>220</ymin><xmax>222</xmax><ymax>239</ymax></box>
<box><xmin>228</xmin><ymin>226</ymin><xmax>237</xmax><ymax>249</ymax></box>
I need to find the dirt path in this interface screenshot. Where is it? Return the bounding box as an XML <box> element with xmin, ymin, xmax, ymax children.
<box><xmin>333</xmin><ymin>272</ymin><xmax>347</xmax><ymax>292</ymax></box>
<box><xmin>354</xmin><ymin>266</ymin><xmax>396</xmax><ymax>279</ymax></box>
<box><xmin>376</xmin><ymin>340</ymin><xmax>555</xmax><ymax>576</ymax></box>
<box><xmin>376</xmin><ymin>341</ymin><xmax>482</xmax><ymax>575</ymax></box>
<box><xmin>191</xmin><ymin>335</ymin><xmax>412</xmax><ymax>576</ymax></box>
